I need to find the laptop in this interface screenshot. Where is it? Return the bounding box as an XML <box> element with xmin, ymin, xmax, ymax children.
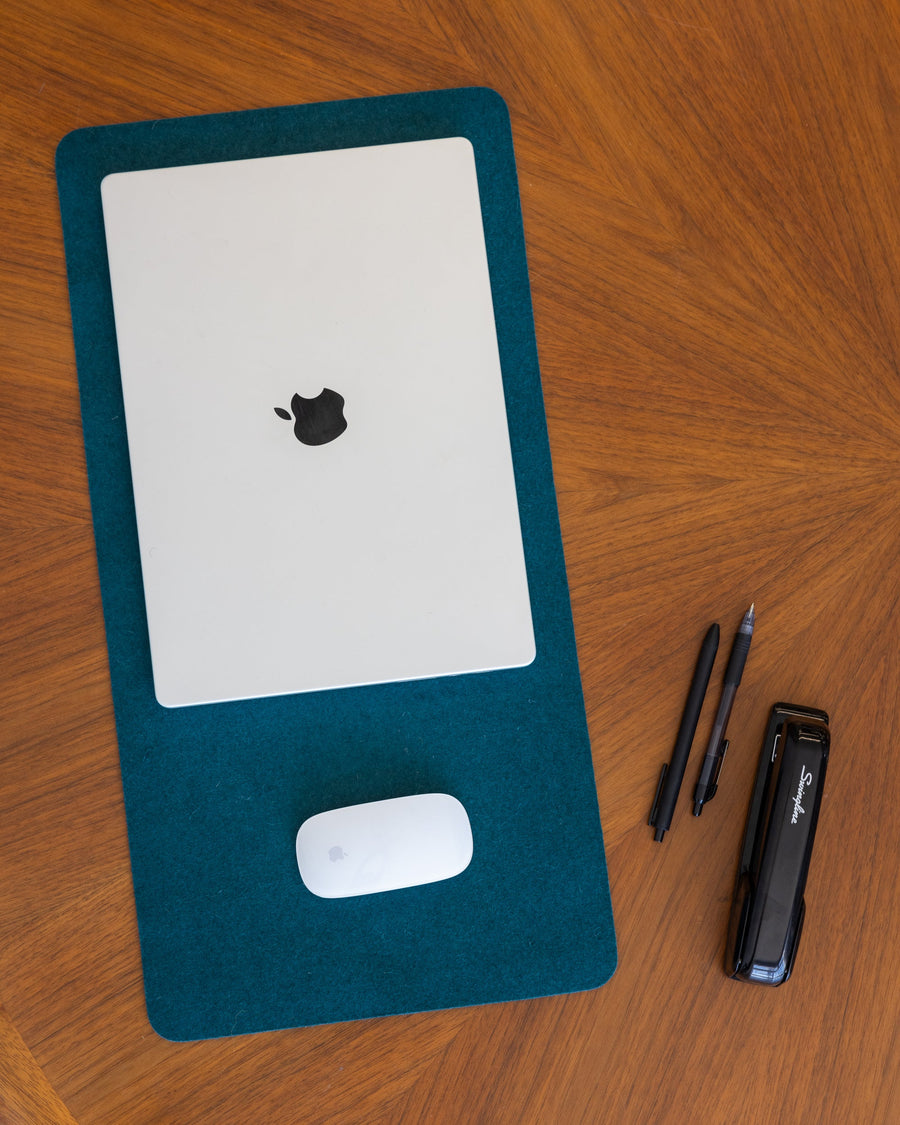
<box><xmin>100</xmin><ymin>136</ymin><xmax>535</xmax><ymax>707</ymax></box>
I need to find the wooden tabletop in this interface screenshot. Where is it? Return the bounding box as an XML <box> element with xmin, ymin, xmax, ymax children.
<box><xmin>3</xmin><ymin>1</ymin><xmax>899</xmax><ymax>1121</ymax></box>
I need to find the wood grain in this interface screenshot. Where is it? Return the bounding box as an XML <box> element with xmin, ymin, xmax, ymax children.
<box><xmin>2</xmin><ymin>0</ymin><xmax>899</xmax><ymax>1120</ymax></box>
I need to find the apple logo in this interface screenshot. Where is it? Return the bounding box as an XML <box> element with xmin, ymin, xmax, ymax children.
<box><xmin>275</xmin><ymin>388</ymin><xmax>347</xmax><ymax>446</ymax></box>
<box><xmin>328</xmin><ymin>846</ymin><xmax>347</xmax><ymax>863</ymax></box>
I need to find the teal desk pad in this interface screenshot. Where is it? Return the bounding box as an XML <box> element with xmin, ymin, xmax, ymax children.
<box><xmin>55</xmin><ymin>87</ymin><xmax>617</xmax><ymax>1040</ymax></box>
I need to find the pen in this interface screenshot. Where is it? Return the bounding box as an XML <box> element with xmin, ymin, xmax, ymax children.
<box><xmin>649</xmin><ymin>622</ymin><xmax>719</xmax><ymax>841</ymax></box>
<box><xmin>692</xmin><ymin>604</ymin><xmax>755</xmax><ymax>815</ymax></box>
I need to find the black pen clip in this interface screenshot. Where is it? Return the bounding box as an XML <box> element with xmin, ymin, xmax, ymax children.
<box><xmin>648</xmin><ymin>763</ymin><xmax>668</xmax><ymax>827</ymax></box>
<box><xmin>704</xmin><ymin>739</ymin><xmax>729</xmax><ymax>805</ymax></box>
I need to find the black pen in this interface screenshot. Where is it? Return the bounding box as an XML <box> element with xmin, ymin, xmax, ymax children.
<box><xmin>650</xmin><ymin>622</ymin><xmax>719</xmax><ymax>841</ymax></box>
<box><xmin>692</xmin><ymin>604</ymin><xmax>755</xmax><ymax>816</ymax></box>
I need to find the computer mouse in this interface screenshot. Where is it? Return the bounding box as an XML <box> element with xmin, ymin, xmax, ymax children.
<box><xmin>296</xmin><ymin>793</ymin><xmax>473</xmax><ymax>898</ymax></box>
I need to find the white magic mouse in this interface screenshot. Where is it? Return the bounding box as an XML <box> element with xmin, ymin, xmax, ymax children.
<box><xmin>296</xmin><ymin>793</ymin><xmax>473</xmax><ymax>898</ymax></box>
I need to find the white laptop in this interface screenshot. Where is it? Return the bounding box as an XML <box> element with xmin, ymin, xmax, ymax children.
<box><xmin>100</xmin><ymin>136</ymin><xmax>535</xmax><ymax>707</ymax></box>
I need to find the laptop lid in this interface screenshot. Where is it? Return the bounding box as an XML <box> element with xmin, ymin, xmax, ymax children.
<box><xmin>100</xmin><ymin>136</ymin><xmax>535</xmax><ymax>707</ymax></box>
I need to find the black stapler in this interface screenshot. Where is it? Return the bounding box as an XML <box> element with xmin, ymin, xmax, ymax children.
<box><xmin>727</xmin><ymin>703</ymin><xmax>830</xmax><ymax>985</ymax></box>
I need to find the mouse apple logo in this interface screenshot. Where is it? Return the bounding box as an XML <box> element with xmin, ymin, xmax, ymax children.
<box><xmin>328</xmin><ymin>846</ymin><xmax>347</xmax><ymax>863</ymax></box>
<box><xmin>275</xmin><ymin>389</ymin><xmax>347</xmax><ymax>446</ymax></box>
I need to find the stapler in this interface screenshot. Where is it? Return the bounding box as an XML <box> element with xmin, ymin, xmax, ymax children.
<box><xmin>727</xmin><ymin>703</ymin><xmax>830</xmax><ymax>985</ymax></box>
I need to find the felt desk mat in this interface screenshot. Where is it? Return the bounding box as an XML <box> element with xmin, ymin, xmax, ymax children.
<box><xmin>55</xmin><ymin>87</ymin><xmax>617</xmax><ymax>1040</ymax></box>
